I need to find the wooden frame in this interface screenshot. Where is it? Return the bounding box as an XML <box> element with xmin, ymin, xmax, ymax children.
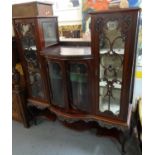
<box><xmin>13</xmin><ymin>8</ymin><xmax>141</xmax><ymax>131</ymax></box>
<box><xmin>12</xmin><ymin>17</ymin><xmax>59</xmax><ymax>106</ymax></box>
<box><xmin>90</xmin><ymin>8</ymin><xmax>141</xmax><ymax>122</ymax></box>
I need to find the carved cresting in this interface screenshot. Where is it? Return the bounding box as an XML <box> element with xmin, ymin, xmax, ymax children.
<box><xmin>95</xmin><ymin>14</ymin><xmax>132</xmax><ymax>40</ymax></box>
<box><xmin>15</xmin><ymin>22</ymin><xmax>35</xmax><ymax>38</ymax></box>
<box><xmin>95</xmin><ymin>14</ymin><xmax>132</xmax><ymax>117</ymax></box>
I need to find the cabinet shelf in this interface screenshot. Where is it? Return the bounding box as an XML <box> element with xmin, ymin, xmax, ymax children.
<box><xmin>99</xmin><ymin>100</ymin><xmax>120</xmax><ymax>115</ymax></box>
<box><xmin>99</xmin><ymin>81</ymin><xmax>122</xmax><ymax>89</ymax></box>
<box><xmin>100</xmin><ymin>48</ymin><xmax>124</xmax><ymax>55</ymax></box>
<box><xmin>24</xmin><ymin>46</ymin><xmax>37</xmax><ymax>50</ymax></box>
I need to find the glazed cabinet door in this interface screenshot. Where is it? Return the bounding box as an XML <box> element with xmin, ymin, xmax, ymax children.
<box><xmin>98</xmin><ymin>17</ymin><xmax>124</xmax><ymax>118</ymax></box>
<box><xmin>91</xmin><ymin>9</ymin><xmax>140</xmax><ymax>121</ymax></box>
<box><xmin>38</xmin><ymin>17</ymin><xmax>59</xmax><ymax>48</ymax></box>
<box><xmin>47</xmin><ymin>60</ymin><xmax>67</xmax><ymax>109</ymax></box>
<box><xmin>67</xmin><ymin>61</ymin><xmax>92</xmax><ymax>113</ymax></box>
<box><xmin>13</xmin><ymin>19</ymin><xmax>46</xmax><ymax>101</ymax></box>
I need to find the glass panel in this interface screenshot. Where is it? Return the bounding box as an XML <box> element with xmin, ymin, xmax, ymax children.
<box><xmin>16</xmin><ymin>23</ymin><xmax>45</xmax><ymax>99</ymax></box>
<box><xmin>48</xmin><ymin>62</ymin><xmax>65</xmax><ymax>108</ymax></box>
<box><xmin>99</xmin><ymin>19</ymin><xmax>125</xmax><ymax>116</ymax></box>
<box><xmin>69</xmin><ymin>63</ymin><xmax>90</xmax><ymax>112</ymax></box>
<box><xmin>42</xmin><ymin>21</ymin><xmax>58</xmax><ymax>47</ymax></box>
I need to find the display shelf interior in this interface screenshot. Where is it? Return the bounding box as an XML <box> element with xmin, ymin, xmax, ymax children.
<box><xmin>99</xmin><ymin>81</ymin><xmax>122</xmax><ymax>89</ymax></box>
<box><xmin>99</xmin><ymin>98</ymin><xmax>120</xmax><ymax>115</ymax></box>
<box><xmin>100</xmin><ymin>48</ymin><xmax>124</xmax><ymax>55</ymax></box>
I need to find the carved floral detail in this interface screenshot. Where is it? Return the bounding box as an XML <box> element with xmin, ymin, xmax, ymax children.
<box><xmin>95</xmin><ymin>14</ymin><xmax>132</xmax><ymax>40</ymax></box>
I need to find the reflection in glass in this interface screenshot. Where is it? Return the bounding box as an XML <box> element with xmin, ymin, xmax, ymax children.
<box><xmin>99</xmin><ymin>19</ymin><xmax>125</xmax><ymax>116</ymax></box>
<box><xmin>48</xmin><ymin>62</ymin><xmax>65</xmax><ymax>108</ymax></box>
<box><xmin>16</xmin><ymin>23</ymin><xmax>44</xmax><ymax>99</ymax></box>
<box><xmin>42</xmin><ymin>22</ymin><xmax>58</xmax><ymax>47</ymax></box>
<box><xmin>69</xmin><ymin>63</ymin><xmax>90</xmax><ymax>112</ymax></box>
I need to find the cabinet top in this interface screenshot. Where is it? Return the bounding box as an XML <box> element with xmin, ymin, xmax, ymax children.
<box><xmin>12</xmin><ymin>1</ymin><xmax>53</xmax><ymax>6</ymax></box>
<box><xmin>12</xmin><ymin>16</ymin><xmax>57</xmax><ymax>20</ymax></box>
<box><xmin>89</xmin><ymin>7</ymin><xmax>141</xmax><ymax>14</ymax></box>
<box><xmin>12</xmin><ymin>1</ymin><xmax>53</xmax><ymax>18</ymax></box>
<box><xmin>41</xmin><ymin>44</ymin><xmax>92</xmax><ymax>60</ymax></box>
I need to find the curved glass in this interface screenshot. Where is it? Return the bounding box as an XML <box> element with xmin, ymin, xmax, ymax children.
<box><xmin>48</xmin><ymin>62</ymin><xmax>65</xmax><ymax>108</ymax></box>
<box><xmin>69</xmin><ymin>63</ymin><xmax>90</xmax><ymax>112</ymax></box>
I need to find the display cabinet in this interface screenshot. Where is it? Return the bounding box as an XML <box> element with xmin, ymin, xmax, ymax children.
<box><xmin>41</xmin><ymin>8</ymin><xmax>140</xmax><ymax>126</ymax></box>
<box><xmin>13</xmin><ymin>15</ymin><xmax>59</xmax><ymax>106</ymax></box>
<box><xmin>40</xmin><ymin>8</ymin><xmax>140</xmax><ymax>154</ymax></box>
<box><xmin>13</xmin><ymin>5</ymin><xmax>140</xmax><ymax>154</ymax></box>
<box><xmin>90</xmin><ymin>8</ymin><xmax>140</xmax><ymax>122</ymax></box>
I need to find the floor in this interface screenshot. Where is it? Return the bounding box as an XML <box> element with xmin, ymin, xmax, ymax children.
<box><xmin>12</xmin><ymin>120</ymin><xmax>141</xmax><ymax>155</ymax></box>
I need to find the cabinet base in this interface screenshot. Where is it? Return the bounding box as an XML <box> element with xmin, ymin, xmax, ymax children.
<box><xmin>28</xmin><ymin>107</ymin><xmax>133</xmax><ymax>155</ymax></box>
<box><xmin>60</xmin><ymin>119</ymin><xmax>132</xmax><ymax>155</ymax></box>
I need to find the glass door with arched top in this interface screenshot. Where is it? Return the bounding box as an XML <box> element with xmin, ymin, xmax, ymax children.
<box><xmin>98</xmin><ymin>19</ymin><xmax>125</xmax><ymax>117</ymax></box>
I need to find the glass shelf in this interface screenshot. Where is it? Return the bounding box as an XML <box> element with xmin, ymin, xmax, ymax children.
<box><xmin>100</xmin><ymin>48</ymin><xmax>124</xmax><ymax>55</ymax></box>
<box><xmin>99</xmin><ymin>81</ymin><xmax>121</xmax><ymax>89</ymax></box>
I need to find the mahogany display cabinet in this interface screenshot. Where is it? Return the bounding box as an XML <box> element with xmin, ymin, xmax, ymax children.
<box><xmin>90</xmin><ymin>8</ymin><xmax>141</xmax><ymax>123</ymax></box>
<box><xmin>13</xmin><ymin>16</ymin><xmax>59</xmax><ymax>107</ymax></box>
<box><xmin>13</xmin><ymin>6</ymin><xmax>140</xmax><ymax>154</ymax></box>
<box><xmin>40</xmin><ymin>8</ymin><xmax>140</xmax><ymax>128</ymax></box>
<box><xmin>40</xmin><ymin>8</ymin><xmax>141</xmax><ymax>154</ymax></box>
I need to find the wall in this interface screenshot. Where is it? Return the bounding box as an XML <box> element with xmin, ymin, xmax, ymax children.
<box><xmin>54</xmin><ymin>7</ymin><xmax>82</xmax><ymax>26</ymax></box>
